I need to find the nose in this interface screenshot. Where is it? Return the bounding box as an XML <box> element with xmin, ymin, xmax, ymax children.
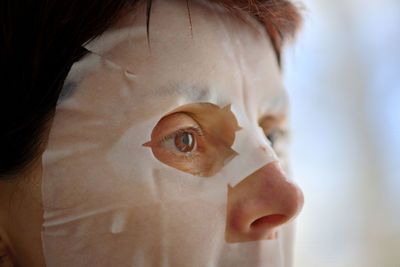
<box><xmin>225</xmin><ymin>161</ymin><xmax>304</xmax><ymax>243</ymax></box>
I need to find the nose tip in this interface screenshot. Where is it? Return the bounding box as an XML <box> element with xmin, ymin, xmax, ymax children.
<box><xmin>225</xmin><ymin>161</ymin><xmax>304</xmax><ymax>243</ymax></box>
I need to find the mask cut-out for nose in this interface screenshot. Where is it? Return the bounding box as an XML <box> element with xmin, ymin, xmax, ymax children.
<box><xmin>225</xmin><ymin>162</ymin><xmax>304</xmax><ymax>243</ymax></box>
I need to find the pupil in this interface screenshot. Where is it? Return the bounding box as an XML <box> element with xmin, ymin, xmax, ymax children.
<box><xmin>174</xmin><ymin>132</ymin><xmax>194</xmax><ymax>152</ymax></box>
<box><xmin>182</xmin><ymin>133</ymin><xmax>190</xmax><ymax>145</ymax></box>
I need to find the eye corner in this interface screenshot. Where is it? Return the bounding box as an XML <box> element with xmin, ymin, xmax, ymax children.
<box><xmin>142</xmin><ymin>141</ymin><xmax>152</xmax><ymax>147</ymax></box>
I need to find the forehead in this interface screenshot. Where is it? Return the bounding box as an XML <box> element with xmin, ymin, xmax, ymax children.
<box><xmin>80</xmin><ymin>0</ymin><xmax>287</xmax><ymax>117</ymax></box>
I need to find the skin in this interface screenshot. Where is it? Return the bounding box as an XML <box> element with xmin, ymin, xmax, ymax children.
<box><xmin>0</xmin><ymin>159</ymin><xmax>45</xmax><ymax>266</ymax></box>
<box><xmin>0</xmin><ymin>0</ymin><xmax>303</xmax><ymax>266</ymax></box>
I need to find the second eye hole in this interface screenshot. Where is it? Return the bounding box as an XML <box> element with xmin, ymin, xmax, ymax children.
<box><xmin>264</xmin><ymin>128</ymin><xmax>285</xmax><ymax>149</ymax></box>
<box><xmin>258</xmin><ymin>116</ymin><xmax>287</xmax><ymax>149</ymax></box>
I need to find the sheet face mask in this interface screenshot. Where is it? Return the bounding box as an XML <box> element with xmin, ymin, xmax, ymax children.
<box><xmin>41</xmin><ymin>0</ymin><xmax>302</xmax><ymax>266</ymax></box>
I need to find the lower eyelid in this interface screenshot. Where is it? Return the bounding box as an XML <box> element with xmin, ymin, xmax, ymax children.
<box><xmin>164</xmin><ymin>148</ymin><xmax>201</xmax><ymax>159</ymax></box>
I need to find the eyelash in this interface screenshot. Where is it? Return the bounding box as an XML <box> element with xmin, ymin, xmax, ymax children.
<box><xmin>159</xmin><ymin>126</ymin><xmax>204</xmax><ymax>143</ymax></box>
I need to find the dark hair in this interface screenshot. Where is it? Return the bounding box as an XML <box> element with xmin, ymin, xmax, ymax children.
<box><xmin>0</xmin><ymin>0</ymin><xmax>134</xmax><ymax>178</ymax></box>
<box><xmin>0</xmin><ymin>0</ymin><xmax>301</xmax><ymax>179</ymax></box>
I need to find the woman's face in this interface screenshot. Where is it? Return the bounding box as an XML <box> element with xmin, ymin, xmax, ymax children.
<box><xmin>0</xmin><ymin>0</ymin><xmax>303</xmax><ymax>266</ymax></box>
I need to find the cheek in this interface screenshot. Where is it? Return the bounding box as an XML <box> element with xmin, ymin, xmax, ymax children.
<box><xmin>6</xmin><ymin>164</ymin><xmax>45</xmax><ymax>267</ymax></box>
<box><xmin>132</xmin><ymin>169</ymin><xmax>228</xmax><ymax>249</ymax></box>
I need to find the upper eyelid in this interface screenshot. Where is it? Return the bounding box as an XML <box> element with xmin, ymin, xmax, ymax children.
<box><xmin>153</xmin><ymin>112</ymin><xmax>202</xmax><ymax>137</ymax></box>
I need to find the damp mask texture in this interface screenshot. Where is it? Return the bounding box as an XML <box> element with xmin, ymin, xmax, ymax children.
<box><xmin>41</xmin><ymin>0</ymin><xmax>303</xmax><ymax>266</ymax></box>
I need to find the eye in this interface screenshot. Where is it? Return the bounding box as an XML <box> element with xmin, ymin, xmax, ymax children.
<box><xmin>159</xmin><ymin>128</ymin><xmax>199</xmax><ymax>153</ymax></box>
<box><xmin>264</xmin><ymin>128</ymin><xmax>285</xmax><ymax>149</ymax></box>
<box><xmin>258</xmin><ymin>115</ymin><xmax>287</xmax><ymax>150</ymax></box>
<box><xmin>144</xmin><ymin>103</ymin><xmax>240</xmax><ymax>177</ymax></box>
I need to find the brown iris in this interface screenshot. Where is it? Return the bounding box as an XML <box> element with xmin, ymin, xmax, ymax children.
<box><xmin>174</xmin><ymin>132</ymin><xmax>195</xmax><ymax>152</ymax></box>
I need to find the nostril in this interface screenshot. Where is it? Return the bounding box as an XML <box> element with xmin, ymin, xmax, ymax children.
<box><xmin>250</xmin><ymin>214</ymin><xmax>287</xmax><ymax>229</ymax></box>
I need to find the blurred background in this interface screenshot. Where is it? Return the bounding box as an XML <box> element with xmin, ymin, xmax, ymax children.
<box><xmin>283</xmin><ymin>0</ymin><xmax>400</xmax><ymax>266</ymax></box>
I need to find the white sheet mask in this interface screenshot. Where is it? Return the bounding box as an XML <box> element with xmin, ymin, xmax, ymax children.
<box><xmin>41</xmin><ymin>0</ymin><xmax>303</xmax><ymax>266</ymax></box>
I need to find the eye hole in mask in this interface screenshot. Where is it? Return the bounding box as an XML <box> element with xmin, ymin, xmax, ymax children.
<box><xmin>143</xmin><ymin>103</ymin><xmax>241</xmax><ymax>177</ymax></box>
<box><xmin>258</xmin><ymin>115</ymin><xmax>288</xmax><ymax>158</ymax></box>
<box><xmin>160</xmin><ymin>127</ymin><xmax>201</xmax><ymax>153</ymax></box>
